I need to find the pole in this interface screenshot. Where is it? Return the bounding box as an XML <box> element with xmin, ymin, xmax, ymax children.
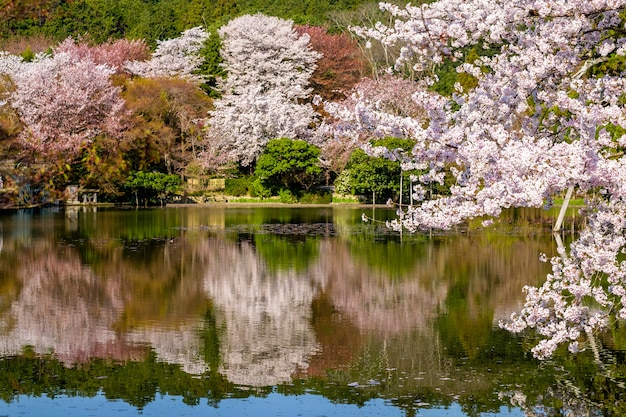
<box><xmin>399</xmin><ymin>174</ymin><xmax>403</xmax><ymax>208</ymax></box>
<box><xmin>553</xmin><ymin>186</ymin><xmax>574</xmax><ymax>232</ymax></box>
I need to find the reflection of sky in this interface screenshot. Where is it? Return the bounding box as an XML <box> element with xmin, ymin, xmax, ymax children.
<box><xmin>0</xmin><ymin>394</ymin><xmax>524</xmax><ymax>416</ymax></box>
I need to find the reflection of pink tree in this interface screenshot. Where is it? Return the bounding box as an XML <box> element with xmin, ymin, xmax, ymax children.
<box><xmin>0</xmin><ymin>243</ymin><xmax>134</xmax><ymax>364</ymax></box>
<box><xmin>0</xmin><ymin>236</ymin><xmax>215</xmax><ymax>370</ymax></box>
<box><xmin>314</xmin><ymin>240</ymin><xmax>448</xmax><ymax>335</ymax></box>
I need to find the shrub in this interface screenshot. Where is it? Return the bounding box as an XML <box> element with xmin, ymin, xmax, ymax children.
<box><xmin>299</xmin><ymin>190</ymin><xmax>332</xmax><ymax>204</ymax></box>
<box><xmin>254</xmin><ymin>138</ymin><xmax>323</xmax><ymax>193</ymax></box>
<box><xmin>225</xmin><ymin>176</ymin><xmax>254</xmax><ymax>196</ymax></box>
<box><xmin>278</xmin><ymin>188</ymin><xmax>297</xmax><ymax>203</ymax></box>
<box><xmin>252</xmin><ymin>178</ymin><xmax>271</xmax><ymax>199</ymax></box>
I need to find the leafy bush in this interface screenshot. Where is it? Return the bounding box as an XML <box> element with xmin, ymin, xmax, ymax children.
<box><xmin>252</xmin><ymin>178</ymin><xmax>271</xmax><ymax>199</ymax></box>
<box><xmin>123</xmin><ymin>171</ymin><xmax>181</xmax><ymax>206</ymax></box>
<box><xmin>225</xmin><ymin>176</ymin><xmax>254</xmax><ymax>196</ymax></box>
<box><xmin>345</xmin><ymin>137</ymin><xmax>415</xmax><ymax>202</ymax></box>
<box><xmin>254</xmin><ymin>138</ymin><xmax>323</xmax><ymax>193</ymax></box>
<box><xmin>333</xmin><ymin>170</ymin><xmax>352</xmax><ymax>195</ymax></box>
<box><xmin>278</xmin><ymin>189</ymin><xmax>297</xmax><ymax>203</ymax></box>
<box><xmin>299</xmin><ymin>190</ymin><xmax>332</xmax><ymax>204</ymax></box>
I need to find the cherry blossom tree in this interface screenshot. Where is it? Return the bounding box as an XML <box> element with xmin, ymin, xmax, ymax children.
<box><xmin>330</xmin><ymin>0</ymin><xmax>626</xmax><ymax>359</ymax></box>
<box><xmin>3</xmin><ymin>51</ymin><xmax>126</xmax><ymax>158</ymax></box>
<box><xmin>125</xmin><ymin>26</ymin><xmax>209</xmax><ymax>82</ymax></box>
<box><xmin>207</xmin><ymin>14</ymin><xmax>320</xmax><ymax>167</ymax></box>
<box><xmin>314</xmin><ymin>74</ymin><xmax>429</xmax><ymax>177</ymax></box>
<box><xmin>320</xmin><ymin>74</ymin><xmax>428</xmax><ymax>144</ymax></box>
<box><xmin>55</xmin><ymin>37</ymin><xmax>150</xmax><ymax>72</ymax></box>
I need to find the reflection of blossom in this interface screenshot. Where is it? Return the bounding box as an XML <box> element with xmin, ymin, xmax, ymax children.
<box><xmin>127</xmin><ymin>325</ymin><xmax>208</xmax><ymax>375</ymax></box>
<box><xmin>203</xmin><ymin>240</ymin><xmax>320</xmax><ymax>386</ymax></box>
<box><xmin>500</xmin><ymin>382</ymin><xmax>607</xmax><ymax>417</ymax></box>
<box><xmin>0</xmin><ymin>247</ymin><xmax>127</xmax><ymax>364</ymax></box>
<box><xmin>313</xmin><ymin>240</ymin><xmax>448</xmax><ymax>335</ymax></box>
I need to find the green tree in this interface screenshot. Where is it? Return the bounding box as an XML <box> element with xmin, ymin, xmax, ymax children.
<box><xmin>343</xmin><ymin>137</ymin><xmax>415</xmax><ymax>203</ymax></box>
<box><xmin>254</xmin><ymin>138</ymin><xmax>323</xmax><ymax>194</ymax></box>
<box><xmin>123</xmin><ymin>170</ymin><xmax>181</xmax><ymax>206</ymax></box>
<box><xmin>197</xmin><ymin>26</ymin><xmax>225</xmax><ymax>97</ymax></box>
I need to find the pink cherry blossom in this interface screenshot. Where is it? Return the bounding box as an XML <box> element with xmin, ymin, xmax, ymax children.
<box><xmin>4</xmin><ymin>51</ymin><xmax>126</xmax><ymax>157</ymax></box>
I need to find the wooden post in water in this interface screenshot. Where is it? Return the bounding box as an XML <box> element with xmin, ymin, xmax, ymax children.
<box><xmin>553</xmin><ymin>186</ymin><xmax>574</xmax><ymax>232</ymax></box>
<box><xmin>372</xmin><ymin>190</ymin><xmax>375</xmax><ymax>222</ymax></box>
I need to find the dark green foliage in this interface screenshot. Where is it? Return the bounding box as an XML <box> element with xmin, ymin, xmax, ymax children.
<box><xmin>0</xmin><ymin>0</ymin><xmax>378</xmax><ymax>42</ymax></box>
<box><xmin>40</xmin><ymin>0</ymin><xmax>130</xmax><ymax>43</ymax></box>
<box><xmin>123</xmin><ymin>170</ymin><xmax>182</xmax><ymax>206</ymax></box>
<box><xmin>224</xmin><ymin>175</ymin><xmax>255</xmax><ymax>196</ymax></box>
<box><xmin>343</xmin><ymin>137</ymin><xmax>414</xmax><ymax>202</ymax></box>
<box><xmin>254</xmin><ymin>138</ymin><xmax>323</xmax><ymax>194</ymax></box>
<box><xmin>197</xmin><ymin>29</ymin><xmax>225</xmax><ymax>97</ymax></box>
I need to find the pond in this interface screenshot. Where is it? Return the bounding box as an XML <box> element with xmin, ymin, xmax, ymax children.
<box><xmin>0</xmin><ymin>205</ymin><xmax>623</xmax><ymax>416</ymax></box>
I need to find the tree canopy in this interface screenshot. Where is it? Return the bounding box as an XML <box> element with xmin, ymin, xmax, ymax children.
<box><xmin>254</xmin><ymin>138</ymin><xmax>323</xmax><ymax>193</ymax></box>
<box><xmin>344</xmin><ymin>137</ymin><xmax>415</xmax><ymax>202</ymax></box>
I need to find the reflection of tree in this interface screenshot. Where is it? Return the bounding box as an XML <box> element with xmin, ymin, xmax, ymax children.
<box><xmin>253</xmin><ymin>234</ymin><xmax>320</xmax><ymax>272</ymax></box>
<box><xmin>303</xmin><ymin>291</ymin><xmax>365</xmax><ymax>377</ymax></box>
<box><xmin>203</xmin><ymin>239</ymin><xmax>321</xmax><ymax>386</ymax></box>
<box><xmin>0</xmin><ymin>240</ymin><xmax>134</xmax><ymax>364</ymax></box>
<box><xmin>0</xmin><ymin>225</ymin><xmax>216</xmax><ymax>371</ymax></box>
<box><xmin>0</xmin><ymin>351</ymin><xmax>239</xmax><ymax>409</ymax></box>
<box><xmin>345</xmin><ymin>233</ymin><xmax>429</xmax><ymax>277</ymax></box>
<box><xmin>93</xmin><ymin>236</ymin><xmax>218</xmax><ymax>374</ymax></box>
<box><xmin>500</xmin><ymin>346</ymin><xmax>626</xmax><ymax>416</ymax></box>
<box><xmin>0</xmin><ymin>206</ymin><xmax>608</xmax><ymax>415</ymax></box>
<box><xmin>318</xmin><ymin>238</ymin><xmax>448</xmax><ymax>335</ymax></box>
<box><xmin>307</xmin><ymin>228</ymin><xmax>562</xmax><ymax>416</ymax></box>
<box><xmin>437</xmin><ymin>233</ymin><xmax>555</xmax><ymax>359</ymax></box>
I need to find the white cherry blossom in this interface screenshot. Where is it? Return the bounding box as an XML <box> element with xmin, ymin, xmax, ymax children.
<box><xmin>330</xmin><ymin>0</ymin><xmax>626</xmax><ymax>358</ymax></box>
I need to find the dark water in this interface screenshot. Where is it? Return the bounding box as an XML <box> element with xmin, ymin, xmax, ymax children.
<box><xmin>0</xmin><ymin>205</ymin><xmax>622</xmax><ymax>416</ymax></box>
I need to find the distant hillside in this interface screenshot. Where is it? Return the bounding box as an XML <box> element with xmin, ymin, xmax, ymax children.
<box><xmin>0</xmin><ymin>0</ymin><xmax>378</xmax><ymax>45</ymax></box>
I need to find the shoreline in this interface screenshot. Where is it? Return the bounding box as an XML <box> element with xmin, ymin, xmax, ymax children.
<box><xmin>0</xmin><ymin>201</ymin><xmax>392</xmax><ymax>210</ymax></box>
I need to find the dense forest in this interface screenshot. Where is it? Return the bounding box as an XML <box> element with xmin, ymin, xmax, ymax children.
<box><xmin>0</xmin><ymin>0</ymin><xmax>372</xmax><ymax>42</ymax></box>
<box><xmin>0</xmin><ymin>0</ymin><xmax>461</xmax><ymax>207</ymax></box>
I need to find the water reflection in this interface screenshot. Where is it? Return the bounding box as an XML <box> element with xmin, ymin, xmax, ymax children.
<box><xmin>203</xmin><ymin>238</ymin><xmax>320</xmax><ymax>385</ymax></box>
<box><xmin>0</xmin><ymin>206</ymin><xmax>616</xmax><ymax>416</ymax></box>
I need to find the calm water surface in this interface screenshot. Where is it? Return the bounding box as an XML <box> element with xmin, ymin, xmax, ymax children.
<box><xmin>0</xmin><ymin>206</ymin><xmax>623</xmax><ymax>416</ymax></box>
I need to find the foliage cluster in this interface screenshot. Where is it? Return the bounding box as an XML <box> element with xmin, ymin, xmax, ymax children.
<box><xmin>123</xmin><ymin>170</ymin><xmax>182</xmax><ymax>206</ymax></box>
<box><xmin>343</xmin><ymin>137</ymin><xmax>414</xmax><ymax>203</ymax></box>
<box><xmin>0</xmin><ymin>0</ymin><xmax>374</xmax><ymax>43</ymax></box>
